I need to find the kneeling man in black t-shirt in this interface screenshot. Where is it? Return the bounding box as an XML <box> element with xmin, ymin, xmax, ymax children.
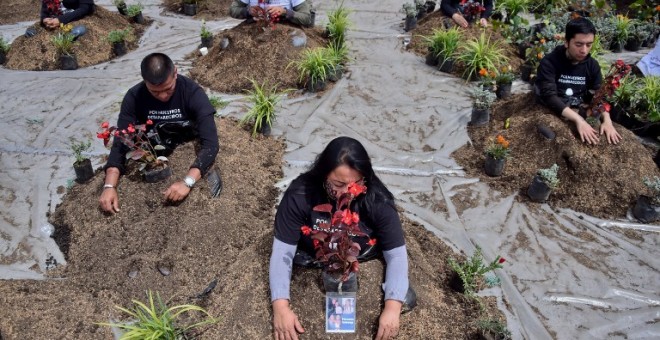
<box><xmin>535</xmin><ymin>17</ymin><xmax>621</xmax><ymax>145</ymax></box>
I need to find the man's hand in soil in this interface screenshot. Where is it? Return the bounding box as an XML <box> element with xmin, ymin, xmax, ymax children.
<box><xmin>272</xmin><ymin>299</ymin><xmax>305</xmax><ymax>340</ymax></box>
<box><xmin>451</xmin><ymin>13</ymin><xmax>468</xmax><ymax>28</ymax></box>
<box><xmin>600</xmin><ymin>118</ymin><xmax>622</xmax><ymax>144</ymax></box>
<box><xmin>99</xmin><ymin>188</ymin><xmax>120</xmax><ymax>214</ymax></box>
<box><xmin>375</xmin><ymin>300</ymin><xmax>402</xmax><ymax>340</ymax></box>
<box><xmin>163</xmin><ymin>182</ymin><xmax>191</xmax><ymax>202</ymax></box>
<box><xmin>267</xmin><ymin>6</ymin><xmax>286</xmax><ymax>17</ymax></box>
<box><xmin>43</xmin><ymin>18</ymin><xmax>60</xmax><ymax>29</ymax></box>
<box><xmin>576</xmin><ymin>119</ymin><xmax>600</xmax><ymax>144</ymax></box>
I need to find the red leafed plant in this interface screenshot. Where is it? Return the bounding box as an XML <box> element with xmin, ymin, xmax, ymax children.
<box><xmin>461</xmin><ymin>0</ymin><xmax>486</xmax><ymax>19</ymax></box>
<box><xmin>97</xmin><ymin>120</ymin><xmax>167</xmax><ymax>171</ymax></box>
<box><xmin>44</xmin><ymin>0</ymin><xmax>62</xmax><ymax>16</ymax></box>
<box><xmin>590</xmin><ymin>59</ymin><xmax>632</xmax><ymax>119</ymax></box>
<box><xmin>301</xmin><ymin>182</ymin><xmax>374</xmax><ymax>282</ymax></box>
<box><xmin>252</xmin><ymin>0</ymin><xmax>281</xmax><ymax>31</ymax></box>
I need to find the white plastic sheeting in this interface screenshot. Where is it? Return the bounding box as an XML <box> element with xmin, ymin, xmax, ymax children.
<box><xmin>0</xmin><ymin>1</ymin><xmax>658</xmax><ymax>339</ymax></box>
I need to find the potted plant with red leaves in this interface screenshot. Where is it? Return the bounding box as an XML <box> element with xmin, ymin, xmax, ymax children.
<box><xmin>301</xmin><ymin>181</ymin><xmax>374</xmax><ymax>293</ymax></box>
<box><xmin>589</xmin><ymin>59</ymin><xmax>632</xmax><ymax>126</ymax></box>
<box><xmin>484</xmin><ymin>135</ymin><xmax>510</xmax><ymax>177</ymax></box>
<box><xmin>447</xmin><ymin>246</ymin><xmax>506</xmax><ymax>297</ymax></box>
<box><xmin>97</xmin><ymin>120</ymin><xmax>171</xmax><ymax>183</ymax></box>
<box><xmin>462</xmin><ymin>0</ymin><xmax>486</xmax><ymax>25</ymax></box>
<box><xmin>70</xmin><ymin>138</ymin><xmax>94</xmax><ymax>183</ymax></box>
<box><xmin>252</xmin><ymin>0</ymin><xmax>281</xmax><ymax>31</ymax></box>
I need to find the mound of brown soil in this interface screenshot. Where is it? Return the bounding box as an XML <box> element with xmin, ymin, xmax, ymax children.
<box><xmin>162</xmin><ymin>0</ymin><xmax>233</xmax><ymax>19</ymax></box>
<box><xmin>189</xmin><ymin>21</ymin><xmax>328</xmax><ymax>94</ymax></box>
<box><xmin>0</xmin><ymin>117</ymin><xmax>504</xmax><ymax>339</ymax></box>
<box><xmin>4</xmin><ymin>6</ymin><xmax>148</xmax><ymax>71</ymax></box>
<box><xmin>452</xmin><ymin>92</ymin><xmax>660</xmax><ymax>219</ymax></box>
<box><xmin>407</xmin><ymin>11</ymin><xmax>525</xmax><ymax>78</ymax></box>
<box><xmin>0</xmin><ymin>0</ymin><xmax>39</xmax><ymax>25</ymax></box>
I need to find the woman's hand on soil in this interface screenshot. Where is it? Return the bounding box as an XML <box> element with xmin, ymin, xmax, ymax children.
<box><xmin>600</xmin><ymin>120</ymin><xmax>622</xmax><ymax>144</ymax></box>
<box><xmin>273</xmin><ymin>300</ymin><xmax>304</xmax><ymax>340</ymax></box>
<box><xmin>576</xmin><ymin>119</ymin><xmax>599</xmax><ymax>145</ymax></box>
<box><xmin>452</xmin><ymin>13</ymin><xmax>468</xmax><ymax>28</ymax></box>
<box><xmin>375</xmin><ymin>300</ymin><xmax>402</xmax><ymax>340</ymax></box>
<box><xmin>163</xmin><ymin>182</ymin><xmax>191</xmax><ymax>202</ymax></box>
<box><xmin>99</xmin><ymin>188</ymin><xmax>120</xmax><ymax>214</ymax></box>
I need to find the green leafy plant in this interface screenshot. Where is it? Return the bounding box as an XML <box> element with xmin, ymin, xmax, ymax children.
<box><xmin>477</xmin><ymin>318</ymin><xmax>512</xmax><ymax>340</ymax></box>
<box><xmin>612</xmin><ymin>14</ymin><xmax>632</xmax><ymax>45</ymax></box>
<box><xmin>113</xmin><ymin>0</ymin><xmax>126</xmax><ymax>6</ymax></box>
<box><xmin>471</xmin><ymin>85</ymin><xmax>497</xmax><ymax>110</ymax></box>
<box><xmin>456</xmin><ymin>32</ymin><xmax>508</xmax><ymax>81</ymax></box>
<box><xmin>631</xmin><ymin>76</ymin><xmax>660</xmax><ymax>123</ymax></box>
<box><xmin>0</xmin><ymin>36</ymin><xmax>10</xmax><ymax>53</ymax></box>
<box><xmin>643</xmin><ymin>176</ymin><xmax>660</xmax><ymax>205</ymax></box>
<box><xmin>485</xmin><ymin>135</ymin><xmax>510</xmax><ymax>160</ymax></box>
<box><xmin>537</xmin><ymin>163</ymin><xmax>559</xmax><ymax>188</ymax></box>
<box><xmin>327</xmin><ymin>1</ymin><xmax>351</xmax><ymax>49</ymax></box>
<box><xmin>495</xmin><ymin>0</ymin><xmax>531</xmax><ymax>22</ymax></box>
<box><xmin>98</xmin><ymin>290</ymin><xmax>216</xmax><ymax>339</ymax></box>
<box><xmin>240</xmin><ymin>79</ymin><xmax>284</xmax><ymax>137</ymax></box>
<box><xmin>291</xmin><ymin>47</ymin><xmax>335</xmax><ymax>89</ymax></box>
<box><xmin>422</xmin><ymin>27</ymin><xmax>462</xmax><ymax>61</ymax></box>
<box><xmin>628</xmin><ymin>19</ymin><xmax>652</xmax><ymax>43</ymax></box>
<box><xmin>326</xmin><ymin>41</ymin><xmax>349</xmax><ymax>66</ymax></box>
<box><xmin>51</xmin><ymin>32</ymin><xmax>75</xmax><ymax>56</ymax></box>
<box><xmin>401</xmin><ymin>2</ymin><xmax>417</xmax><ymax>18</ymax></box>
<box><xmin>200</xmin><ymin>20</ymin><xmax>212</xmax><ymax>39</ymax></box>
<box><xmin>209</xmin><ymin>95</ymin><xmax>228</xmax><ymax>111</ymax></box>
<box><xmin>126</xmin><ymin>3</ymin><xmax>144</xmax><ymax>17</ymax></box>
<box><xmin>70</xmin><ymin>139</ymin><xmax>91</xmax><ymax>165</ymax></box>
<box><xmin>447</xmin><ymin>246</ymin><xmax>506</xmax><ymax>296</ymax></box>
<box><xmin>107</xmin><ymin>27</ymin><xmax>133</xmax><ymax>44</ymax></box>
<box><xmin>495</xmin><ymin>65</ymin><xmax>515</xmax><ymax>85</ymax></box>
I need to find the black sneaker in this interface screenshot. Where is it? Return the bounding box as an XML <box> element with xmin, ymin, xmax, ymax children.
<box><xmin>24</xmin><ymin>27</ymin><xmax>37</xmax><ymax>38</ymax></box>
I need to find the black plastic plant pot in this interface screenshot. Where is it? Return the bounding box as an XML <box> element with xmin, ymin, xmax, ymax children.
<box><xmin>610</xmin><ymin>41</ymin><xmax>623</xmax><ymax>53</ymax></box>
<box><xmin>425</xmin><ymin>1</ymin><xmax>436</xmax><ymax>13</ymax></box>
<box><xmin>416</xmin><ymin>9</ymin><xmax>426</xmax><ymax>20</ymax></box>
<box><xmin>144</xmin><ymin>164</ymin><xmax>172</xmax><ymax>183</ymax></box>
<box><xmin>520</xmin><ymin>63</ymin><xmax>533</xmax><ymax>82</ymax></box>
<box><xmin>117</xmin><ymin>3</ymin><xmax>127</xmax><ymax>15</ymax></box>
<box><xmin>517</xmin><ymin>44</ymin><xmax>528</xmax><ymax>59</ymax></box>
<box><xmin>74</xmin><ymin>159</ymin><xmax>94</xmax><ymax>183</ymax></box>
<box><xmin>527</xmin><ymin>175</ymin><xmax>552</xmax><ymax>202</ymax></box>
<box><xmin>495</xmin><ymin>82</ymin><xmax>512</xmax><ymax>99</ymax></box>
<box><xmin>425</xmin><ymin>50</ymin><xmax>438</xmax><ymax>66</ymax></box>
<box><xmin>404</xmin><ymin>16</ymin><xmax>417</xmax><ymax>32</ymax></box>
<box><xmin>438</xmin><ymin>57</ymin><xmax>454</xmax><ymax>73</ymax></box>
<box><xmin>201</xmin><ymin>36</ymin><xmax>213</xmax><ymax>48</ymax></box>
<box><xmin>0</xmin><ymin>51</ymin><xmax>6</xmax><ymax>65</ymax></box>
<box><xmin>632</xmin><ymin>196</ymin><xmax>660</xmax><ymax>223</ymax></box>
<box><xmin>322</xmin><ymin>270</ymin><xmax>357</xmax><ymax>293</ymax></box>
<box><xmin>327</xmin><ymin>65</ymin><xmax>343</xmax><ymax>82</ymax></box>
<box><xmin>484</xmin><ymin>156</ymin><xmax>505</xmax><ymax>177</ymax></box>
<box><xmin>625</xmin><ymin>38</ymin><xmax>641</xmax><ymax>52</ymax></box>
<box><xmin>448</xmin><ymin>271</ymin><xmax>465</xmax><ymax>294</ymax></box>
<box><xmin>183</xmin><ymin>3</ymin><xmax>197</xmax><ymax>16</ymax></box>
<box><xmin>60</xmin><ymin>54</ymin><xmax>78</xmax><ymax>70</ymax></box>
<box><xmin>307</xmin><ymin>79</ymin><xmax>327</xmax><ymax>93</ymax></box>
<box><xmin>132</xmin><ymin>12</ymin><xmax>145</xmax><ymax>24</ymax></box>
<box><xmin>258</xmin><ymin>116</ymin><xmax>272</xmax><ymax>137</ymax></box>
<box><xmin>112</xmin><ymin>41</ymin><xmax>127</xmax><ymax>57</ymax></box>
<box><xmin>309</xmin><ymin>10</ymin><xmax>316</xmax><ymax>27</ymax></box>
<box><xmin>470</xmin><ymin>108</ymin><xmax>490</xmax><ymax>126</ymax></box>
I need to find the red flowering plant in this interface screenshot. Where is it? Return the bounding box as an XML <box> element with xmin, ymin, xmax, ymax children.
<box><xmin>252</xmin><ymin>0</ymin><xmax>280</xmax><ymax>31</ymax></box>
<box><xmin>300</xmin><ymin>181</ymin><xmax>375</xmax><ymax>282</ymax></box>
<box><xmin>461</xmin><ymin>0</ymin><xmax>485</xmax><ymax>22</ymax></box>
<box><xmin>97</xmin><ymin>120</ymin><xmax>168</xmax><ymax>172</ymax></box>
<box><xmin>588</xmin><ymin>59</ymin><xmax>632</xmax><ymax>125</ymax></box>
<box><xmin>44</xmin><ymin>0</ymin><xmax>63</xmax><ymax>17</ymax></box>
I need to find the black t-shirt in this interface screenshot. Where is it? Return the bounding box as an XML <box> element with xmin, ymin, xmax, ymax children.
<box><xmin>104</xmin><ymin>75</ymin><xmax>219</xmax><ymax>175</ymax></box>
<box><xmin>274</xmin><ymin>177</ymin><xmax>406</xmax><ymax>256</ymax></box>
<box><xmin>535</xmin><ymin>45</ymin><xmax>602</xmax><ymax>115</ymax></box>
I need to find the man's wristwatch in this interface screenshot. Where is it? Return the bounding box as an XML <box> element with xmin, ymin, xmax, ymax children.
<box><xmin>183</xmin><ymin>176</ymin><xmax>196</xmax><ymax>188</ymax></box>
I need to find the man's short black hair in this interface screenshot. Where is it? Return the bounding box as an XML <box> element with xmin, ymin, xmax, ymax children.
<box><xmin>565</xmin><ymin>17</ymin><xmax>597</xmax><ymax>42</ymax></box>
<box><xmin>140</xmin><ymin>53</ymin><xmax>175</xmax><ymax>85</ymax></box>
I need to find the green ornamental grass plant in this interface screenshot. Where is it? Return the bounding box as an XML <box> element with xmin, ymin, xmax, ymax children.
<box><xmin>108</xmin><ymin>27</ymin><xmax>133</xmax><ymax>44</ymax></box>
<box><xmin>448</xmin><ymin>246</ymin><xmax>506</xmax><ymax>296</ymax></box>
<box><xmin>456</xmin><ymin>32</ymin><xmax>508</xmax><ymax>81</ymax></box>
<box><xmin>291</xmin><ymin>47</ymin><xmax>335</xmax><ymax>90</ymax></box>
<box><xmin>240</xmin><ymin>79</ymin><xmax>283</xmax><ymax>136</ymax></box>
<box><xmin>612</xmin><ymin>14</ymin><xmax>631</xmax><ymax>46</ymax></box>
<box><xmin>52</xmin><ymin>32</ymin><xmax>76</xmax><ymax>56</ymax></box>
<box><xmin>326</xmin><ymin>1</ymin><xmax>351</xmax><ymax>48</ymax></box>
<box><xmin>422</xmin><ymin>27</ymin><xmax>462</xmax><ymax>61</ymax></box>
<box><xmin>631</xmin><ymin>76</ymin><xmax>660</xmax><ymax>122</ymax></box>
<box><xmin>98</xmin><ymin>290</ymin><xmax>216</xmax><ymax>339</ymax></box>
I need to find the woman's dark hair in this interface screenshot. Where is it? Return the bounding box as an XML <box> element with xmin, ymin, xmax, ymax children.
<box><xmin>300</xmin><ymin>136</ymin><xmax>395</xmax><ymax>211</ymax></box>
<box><xmin>565</xmin><ymin>17</ymin><xmax>596</xmax><ymax>42</ymax></box>
<box><xmin>140</xmin><ymin>53</ymin><xmax>175</xmax><ymax>85</ymax></box>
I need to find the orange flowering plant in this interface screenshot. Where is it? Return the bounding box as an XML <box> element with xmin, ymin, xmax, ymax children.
<box><xmin>300</xmin><ymin>181</ymin><xmax>375</xmax><ymax>282</ymax></box>
<box><xmin>97</xmin><ymin>120</ymin><xmax>167</xmax><ymax>172</ymax></box>
<box><xmin>485</xmin><ymin>135</ymin><xmax>510</xmax><ymax>160</ymax></box>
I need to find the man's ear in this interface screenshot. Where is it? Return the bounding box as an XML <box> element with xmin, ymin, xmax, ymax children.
<box><xmin>173</xmin><ymin>67</ymin><xmax>178</xmax><ymax>79</ymax></box>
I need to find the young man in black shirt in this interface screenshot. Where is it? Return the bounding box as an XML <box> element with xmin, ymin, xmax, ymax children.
<box><xmin>99</xmin><ymin>53</ymin><xmax>219</xmax><ymax>214</ymax></box>
<box><xmin>535</xmin><ymin>17</ymin><xmax>621</xmax><ymax>145</ymax></box>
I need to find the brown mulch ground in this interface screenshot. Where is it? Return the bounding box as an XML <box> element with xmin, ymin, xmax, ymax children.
<box><xmin>189</xmin><ymin>21</ymin><xmax>329</xmax><ymax>94</ymax></box>
<box><xmin>407</xmin><ymin>11</ymin><xmax>525</xmax><ymax>79</ymax></box>
<box><xmin>452</xmin><ymin>92</ymin><xmax>660</xmax><ymax>219</ymax></box>
<box><xmin>0</xmin><ymin>117</ymin><xmax>504</xmax><ymax>339</ymax></box>
<box><xmin>4</xmin><ymin>6</ymin><xmax>148</xmax><ymax>71</ymax></box>
<box><xmin>0</xmin><ymin>0</ymin><xmax>39</xmax><ymax>25</ymax></box>
<box><xmin>162</xmin><ymin>0</ymin><xmax>234</xmax><ymax>19</ymax></box>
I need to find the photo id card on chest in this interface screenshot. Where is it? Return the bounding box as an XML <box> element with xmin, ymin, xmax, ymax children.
<box><xmin>325</xmin><ymin>292</ymin><xmax>356</xmax><ymax>333</ymax></box>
